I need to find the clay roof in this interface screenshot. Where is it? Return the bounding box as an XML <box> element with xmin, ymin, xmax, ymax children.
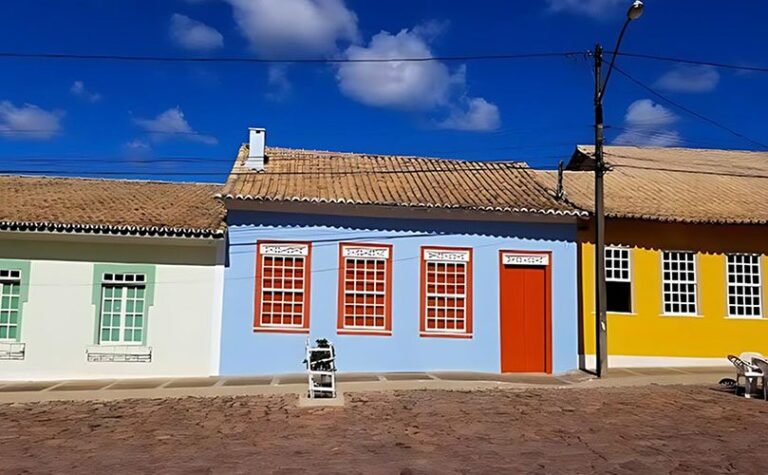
<box><xmin>0</xmin><ymin>175</ymin><xmax>226</xmax><ymax>238</ymax></box>
<box><xmin>218</xmin><ymin>145</ymin><xmax>584</xmax><ymax>218</ymax></box>
<box><xmin>535</xmin><ymin>145</ymin><xmax>768</xmax><ymax>225</ymax></box>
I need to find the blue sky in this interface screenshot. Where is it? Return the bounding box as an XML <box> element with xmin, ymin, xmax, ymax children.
<box><xmin>0</xmin><ymin>0</ymin><xmax>766</xmax><ymax>183</ymax></box>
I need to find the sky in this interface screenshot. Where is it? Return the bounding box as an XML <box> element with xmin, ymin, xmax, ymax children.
<box><xmin>0</xmin><ymin>0</ymin><xmax>766</xmax><ymax>183</ymax></box>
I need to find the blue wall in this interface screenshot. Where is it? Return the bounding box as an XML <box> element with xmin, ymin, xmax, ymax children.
<box><xmin>220</xmin><ymin>211</ymin><xmax>579</xmax><ymax>375</ymax></box>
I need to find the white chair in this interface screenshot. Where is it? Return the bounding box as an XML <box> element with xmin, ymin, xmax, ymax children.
<box><xmin>751</xmin><ymin>357</ymin><xmax>768</xmax><ymax>401</ymax></box>
<box><xmin>727</xmin><ymin>354</ymin><xmax>762</xmax><ymax>398</ymax></box>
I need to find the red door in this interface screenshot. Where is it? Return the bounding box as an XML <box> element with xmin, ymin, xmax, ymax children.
<box><xmin>499</xmin><ymin>255</ymin><xmax>551</xmax><ymax>373</ymax></box>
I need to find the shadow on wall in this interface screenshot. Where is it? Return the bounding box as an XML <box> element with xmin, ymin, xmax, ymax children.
<box><xmin>0</xmin><ymin>234</ymin><xmax>225</xmax><ymax>266</ymax></box>
<box><xmin>578</xmin><ymin>219</ymin><xmax>768</xmax><ymax>255</ymax></box>
<box><xmin>228</xmin><ymin>210</ymin><xmax>578</xmax><ymax>244</ymax></box>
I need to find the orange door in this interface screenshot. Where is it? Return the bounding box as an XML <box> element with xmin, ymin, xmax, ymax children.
<box><xmin>499</xmin><ymin>264</ymin><xmax>549</xmax><ymax>373</ymax></box>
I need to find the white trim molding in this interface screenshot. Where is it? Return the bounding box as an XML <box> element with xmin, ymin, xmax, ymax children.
<box><xmin>259</xmin><ymin>243</ymin><xmax>309</xmax><ymax>257</ymax></box>
<box><xmin>501</xmin><ymin>252</ymin><xmax>549</xmax><ymax>266</ymax></box>
<box><xmin>582</xmin><ymin>354</ymin><xmax>730</xmax><ymax>368</ymax></box>
<box><xmin>423</xmin><ymin>249</ymin><xmax>470</xmax><ymax>263</ymax></box>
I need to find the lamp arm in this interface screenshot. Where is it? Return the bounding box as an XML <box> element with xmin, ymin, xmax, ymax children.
<box><xmin>599</xmin><ymin>17</ymin><xmax>631</xmax><ymax>101</ymax></box>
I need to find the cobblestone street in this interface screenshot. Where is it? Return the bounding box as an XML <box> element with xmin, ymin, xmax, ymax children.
<box><xmin>1</xmin><ymin>384</ymin><xmax>766</xmax><ymax>474</ymax></box>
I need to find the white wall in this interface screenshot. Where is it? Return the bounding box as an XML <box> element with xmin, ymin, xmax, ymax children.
<box><xmin>0</xmin><ymin>233</ymin><xmax>224</xmax><ymax>381</ymax></box>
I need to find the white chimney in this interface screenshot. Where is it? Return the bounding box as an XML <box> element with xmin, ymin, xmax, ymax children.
<box><xmin>246</xmin><ymin>127</ymin><xmax>266</xmax><ymax>171</ymax></box>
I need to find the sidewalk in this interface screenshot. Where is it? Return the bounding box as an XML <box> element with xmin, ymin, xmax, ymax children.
<box><xmin>0</xmin><ymin>366</ymin><xmax>733</xmax><ymax>404</ymax></box>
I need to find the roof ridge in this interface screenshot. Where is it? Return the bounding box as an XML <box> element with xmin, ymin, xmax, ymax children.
<box><xmin>254</xmin><ymin>144</ymin><xmax>527</xmax><ymax>166</ymax></box>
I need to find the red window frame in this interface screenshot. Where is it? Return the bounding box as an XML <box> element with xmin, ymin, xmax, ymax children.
<box><xmin>253</xmin><ymin>241</ymin><xmax>312</xmax><ymax>333</ymax></box>
<box><xmin>337</xmin><ymin>243</ymin><xmax>393</xmax><ymax>336</ymax></box>
<box><xmin>419</xmin><ymin>246</ymin><xmax>473</xmax><ymax>338</ymax></box>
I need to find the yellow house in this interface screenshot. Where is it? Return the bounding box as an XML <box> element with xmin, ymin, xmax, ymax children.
<box><xmin>539</xmin><ymin>145</ymin><xmax>768</xmax><ymax>368</ymax></box>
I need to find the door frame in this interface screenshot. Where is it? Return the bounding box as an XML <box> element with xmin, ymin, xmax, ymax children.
<box><xmin>498</xmin><ymin>250</ymin><xmax>553</xmax><ymax>374</ymax></box>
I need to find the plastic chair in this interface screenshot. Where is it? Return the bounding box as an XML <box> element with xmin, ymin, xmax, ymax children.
<box><xmin>727</xmin><ymin>354</ymin><xmax>762</xmax><ymax>398</ymax></box>
<box><xmin>751</xmin><ymin>357</ymin><xmax>768</xmax><ymax>401</ymax></box>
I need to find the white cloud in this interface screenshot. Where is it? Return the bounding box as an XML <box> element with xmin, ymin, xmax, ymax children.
<box><xmin>170</xmin><ymin>13</ymin><xmax>224</xmax><ymax>52</ymax></box>
<box><xmin>226</xmin><ymin>0</ymin><xmax>358</xmax><ymax>58</ymax></box>
<box><xmin>133</xmin><ymin>107</ymin><xmax>217</xmax><ymax>145</ymax></box>
<box><xmin>438</xmin><ymin>97</ymin><xmax>501</xmax><ymax>132</ymax></box>
<box><xmin>544</xmin><ymin>0</ymin><xmax>623</xmax><ymax>18</ymax></box>
<box><xmin>0</xmin><ymin>101</ymin><xmax>63</xmax><ymax>140</ymax></box>
<box><xmin>336</xmin><ymin>26</ymin><xmax>500</xmax><ymax>131</ymax></box>
<box><xmin>266</xmin><ymin>65</ymin><xmax>292</xmax><ymax>101</ymax></box>
<box><xmin>654</xmin><ymin>65</ymin><xmax>720</xmax><ymax>93</ymax></box>
<box><xmin>70</xmin><ymin>80</ymin><xmax>102</xmax><ymax>102</ymax></box>
<box><xmin>337</xmin><ymin>28</ymin><xmax>456</xmax><ymax>110</ymax></box>
<box><xmin>613</xmin><ymin>99</ymin><xmax>681</xmax><ymax>147</ymax></box>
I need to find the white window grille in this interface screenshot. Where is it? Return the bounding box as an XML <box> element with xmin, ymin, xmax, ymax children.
<box><xmin>99</xmin><ymin>273</ymin><xmax>146</xmax><ymax>345</ymax></box>
<box><xmin>727</xmin><ymin>254</ymin><xmax>763</xmax><ymax>318</ymax></box>
<box><xmin>605</xmin><ymin>247</ymin><xmax>632</xmax><ymax>313</ymax></box>
<box><xmin>0</xmin><ymin>269</ymin><xmax>22</xmax><ymax>342</ymax></box>
<box><xmin>662</xmin><ymin>251</ymin><xmax>698</xmax><ymax>315</ymax></box>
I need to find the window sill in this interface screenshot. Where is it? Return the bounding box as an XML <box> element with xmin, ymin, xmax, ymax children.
<box><xmin>86</xmin><ymin>345</ymin><xmax>152</xmax><ymax>363</ymax></box>
<box><xmin>419</xmin><ymin>331</ymin><xmax>473</xmax><ymax>339</ymax></box>
<box><xmin>660</xmin><ymin>314</ymin><xmax>703</xmax><ymax>318</ymax></box>
<box><xmin>337</xmin><ymin>329</ymin><xmax>392</xmax><ymax>337</ymax></box>
<box><xmin>0</xmin><ymin>341</ymin><xmax>25</xmax><ymax>360</ymax></box>
<box><xmin>725</xmin><ymin>316</ymin><xmax>766</xmax><ymax>321</ymax></box>
<box><xmin>253</xmin><ymin>326</ymin><xmax>310</xmax><ymax>334</ymax></box>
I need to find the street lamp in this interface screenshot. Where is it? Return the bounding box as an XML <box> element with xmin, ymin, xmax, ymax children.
<box><xmin>593</xmin><ymin>0</ymin><xmax>643</xmax><ymax>378</ymax></box>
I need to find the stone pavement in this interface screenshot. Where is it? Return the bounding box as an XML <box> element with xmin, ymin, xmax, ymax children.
<box><xmin>0</xmin><ymin>366</ymin><xmax>734</xmax><ymax>404</ymax></box>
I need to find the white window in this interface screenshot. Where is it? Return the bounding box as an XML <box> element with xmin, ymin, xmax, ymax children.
<box><xmin>0</xmin><ymin>269</ymin><xmax>22</xmax><ymax>341</ymax></box>
<box><xmin>99</xmin><ymin>273</ymin><xmax>147</xmax><ymax>345</ymax></box>
<box><xmin>662</xmin><ymin>251</ymin><xmax>697</xmax><ymax>315</ymax></box>
<box><xmin>727</xmin><ymin>254</ymin><xmax>762</xmax><ymax>318</ymax></box>
<box><xmin>605</xmin><ymin>247</ymin><xmax>631</xmax><ymax>313</ymax></box>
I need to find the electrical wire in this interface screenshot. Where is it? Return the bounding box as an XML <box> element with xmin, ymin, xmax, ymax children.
<box><xmin>0</xmin><ymin>51</ymin><xmax>582</xmax><ymax>64</ymax></box>
<box><xmin>612</xmin><ymin>64</ymin><xmax>768</xmax><ymax>151</ymax></box>
<box><xmin>610</xmin><ymin>51</ymin><xmax>768</xmax><ymax>74</ymax></box>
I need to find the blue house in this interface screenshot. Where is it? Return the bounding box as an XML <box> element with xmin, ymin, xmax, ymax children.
<box><xmin>217</xmin><ymin>128</ymin><xmax>585</xmax><ymax>375</ymax></box>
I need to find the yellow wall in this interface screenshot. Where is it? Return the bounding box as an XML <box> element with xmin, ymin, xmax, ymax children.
<box><xmin>579</xmin><ymin>219</ymin><xmax>768</xmax><ymax>360</ymax></box>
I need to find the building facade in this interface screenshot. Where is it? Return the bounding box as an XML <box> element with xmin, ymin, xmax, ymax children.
<box><xmin>217</xmin><ymin>131</ymin><xmax>586</xmax><ymax>376</ymax></box>
<box><xmin>549</xmin><ymin>145</ymin><xmax>768</xmax><ymax>368</ymax></box>
<box><xmin>0</xmin><ymin>176</ymin><xmax>226</xmax><ymax>381</ymax></box>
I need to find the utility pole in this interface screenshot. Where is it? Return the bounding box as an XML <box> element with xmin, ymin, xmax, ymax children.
<box><xmin>590</xmin><ymin>0</ymin><xmax>644</xmax><ymax>379</ymax></box>
<box><xmin>593</xmin><ymin>43</ymin><xmax>608</xmax><ymax>378</ymax></box>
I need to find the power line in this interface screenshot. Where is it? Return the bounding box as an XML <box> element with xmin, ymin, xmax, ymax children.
<box><xmin>612</xmin><ymin>51</ymin><xmax>768</xmax><ymax>74</ymax></box>
<box><xmin>610</xmin><ymin>162</ymin><xmax>768</xmax><ymax>180</ymax></box>
<box><xmin>0</xmin><ymin>160</ymin><xmax>571</xmax><ymax>176</ymax></box>
<box><xmin>0</xmin><ymin>51</ymin><xmax>582</xmax><ymax>64</ymax></box>
<box><xmin>612</xmin><ymin>64</ymin><xmax>768</xmax><ymax>151</ymax></box>
<box><xmin>3</xmin><ymin>49</ymin><xmax>766</xmax><ymax>73</ymax></box>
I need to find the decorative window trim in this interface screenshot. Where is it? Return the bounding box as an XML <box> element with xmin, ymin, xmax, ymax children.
<box><xmin>419</xmin><ymin>246</ymin><xmax>473</xmax><ymax>338</ymax></box>
<box><xmin>336</xmin><ymin>243</ymin><xmax>393</xmax><ymax>336</ymax></box>
<box><xmin>91</xmin><ymin>264</ymin><xmax>156</xmax><ymax>349</ymax></box>
<box><xmin>253</xmin><ymin>241</ymin><xmax>312</xmax><ymax>333</ymax></box>
<box><xmin>0</xmin><ymin>259</ymin><xmax>31</xmax><ymax>346</ymax></box>
<box><xmin>661</xmin><ymin>251</ymin><xmax>698</xmax><ymax>316</ymax></box>
<box><xmin>726</xmin><ymin>253</ymin><xmax>763</xmax><ymax>318</ymax></box>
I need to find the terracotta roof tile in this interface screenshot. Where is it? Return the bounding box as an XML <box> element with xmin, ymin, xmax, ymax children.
<box><xmin>219</xmin><ymin>146</ymin><xmax>584</xmax><ymax>218</ymax></box>
<box><xmin>535</xmin><ymin>145</ymin><xmax>768</xmax><ymax>225</ymax></box>
<box><xmin>0</xmin><ymin>175</ymin><xmax>226</xmax><ymax>238</ymax></box>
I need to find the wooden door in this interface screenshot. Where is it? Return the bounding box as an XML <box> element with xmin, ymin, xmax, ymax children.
<box><xmin>499</xmin><ymin>254</ymin><xmax>551</xmax><ymax>373</ymax></box>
